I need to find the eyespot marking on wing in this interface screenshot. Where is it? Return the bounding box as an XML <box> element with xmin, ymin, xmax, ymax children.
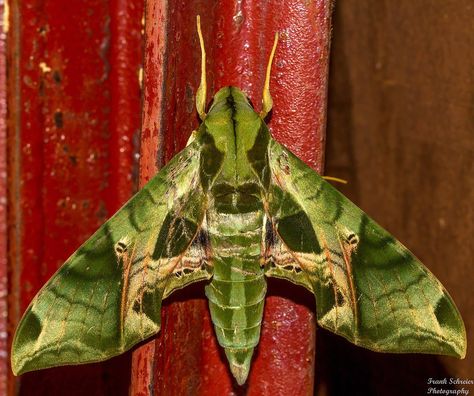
<box><xmin>115</xmin><ymin>236</ymin><xmax>132</xmax><ymax>258</ymax></box>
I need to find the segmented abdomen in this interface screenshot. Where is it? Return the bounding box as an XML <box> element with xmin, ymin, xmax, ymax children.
<box><xmin>205</xmin><ymin>208</ymin><xmax>266</xmax><ymax>362</ymax></box>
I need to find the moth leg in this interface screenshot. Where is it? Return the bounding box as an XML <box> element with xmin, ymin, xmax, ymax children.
<box><xmin>260</xmin><ymin>31</ymin><xmax>279</xmax><ymax>119</ymax></box>
<box><xmin>322</xmin><ymin>176</ymin><xmax>348</xmax><ymax>184</ymax></box>
<box><xmin>195</xmin><ymin>15</ymin><xmax>207</xmax><ymax>120</ymax></box>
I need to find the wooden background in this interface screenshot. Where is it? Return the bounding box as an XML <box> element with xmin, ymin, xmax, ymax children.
<box><xmin>323</xmin><ymin>1</ymin><xmax>473</xmax><ymax>395</ymax></box>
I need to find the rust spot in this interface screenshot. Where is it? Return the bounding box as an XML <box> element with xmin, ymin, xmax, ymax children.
<box><xmin>38</xmin><ymin>25</ymin><xmax>48</xmax><ymax>35</ymax></box>
<box><xmin>95</xmin><ymin>201</ymin><xmax>108</xmax><ymax>220</ymax></box>
<box><xmin>52</xmin><ymin>71</ymin><xmax>61</xmax><ymax>84</ymax></box>
<box><xmin>68</xmin><ymin>155</ymin><xmax>78</xmax><ymax>165</ymax></box>
<box><xmin>54</xmin><ymin>111</ymin><xmax>64</xmax><ymax>128</ymax></box>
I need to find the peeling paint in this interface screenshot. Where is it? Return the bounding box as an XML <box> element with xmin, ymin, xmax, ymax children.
<box><xmin>2</xmin><ymin>0</ymin><xmax>8</xmax><ymax>33</ymax></box>
<box><xmin>138</xmin><ymin>66</ymin><xmax>143</xmax><ymax>88</ymax></box>
<box><xmin>39</xmin><ymin>62</ymin><xmax>51</xmax><ymax>73</ymax></box>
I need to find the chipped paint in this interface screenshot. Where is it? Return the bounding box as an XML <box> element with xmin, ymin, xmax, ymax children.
<box><xmin>2</xmin><ymin>0</ymin><xmax>8</xmax><ymax>33</ymax></box>
<box><xmin>39</xmin><ymin>62</ymin><xmax>51</xmax><ymax>73</ymax></box>
<box><xmin>138</xmin><ymin>66</ymin><xmax>143</xmax><ymax>88</ymax></box>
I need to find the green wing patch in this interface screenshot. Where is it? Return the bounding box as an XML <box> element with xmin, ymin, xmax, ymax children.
<box><xmin>12</xmin><ymin>142</ymin><xmax>211</xmax><ymax>375</ymax></box>
<box><xmin>265</xmin><ymin>138</ymin><xmax>466</xmax><ymax>358</ymax></box>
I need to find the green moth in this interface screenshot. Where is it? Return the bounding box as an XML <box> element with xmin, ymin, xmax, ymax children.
<box><xmin>12</xmin><ymin>16</ymin><xmax>466</xmax><ymax>385</ymax></box>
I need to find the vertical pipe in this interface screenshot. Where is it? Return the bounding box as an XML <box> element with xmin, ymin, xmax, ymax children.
<box><xmin>6</xmin><ymin>0</ymin><xmax>143</xmax><ymax>393</ymax></box>
<box><xmin>133</xmin><ymin>0</ymin><xmax>332</xmax><ymax>394</ymax></box>
<box><xmin>0</xmin><ymin>1</ymin><xmax>7</xmax><ymax>394</ymax></box>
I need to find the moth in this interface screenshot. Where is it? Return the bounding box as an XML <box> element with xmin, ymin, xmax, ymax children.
<box><xmin>12</xmin><ymin>16</ymin><xmax>466</xmax><ymax>386</ymax></box>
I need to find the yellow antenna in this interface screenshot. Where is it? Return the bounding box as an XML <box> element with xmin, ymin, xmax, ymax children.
<box><xmin>260</xmin><ymin>32</ymin><xmax>279</xmax><ymax>119</ymax></box>
<box><xmin>196</xmin><ymin>15</ymin><xmax>207</xmax><ymax>120</ymax></box>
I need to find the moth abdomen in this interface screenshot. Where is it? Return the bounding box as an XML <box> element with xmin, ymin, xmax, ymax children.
<box><xmin>205</xmin><ymin>205</ymin><xmax>266</xmax><ymax>384</ymax></box>
<box><xmin>205</xmin><ymin>273</ymin><xmax>266</xmax><ymax>385</ymax></box>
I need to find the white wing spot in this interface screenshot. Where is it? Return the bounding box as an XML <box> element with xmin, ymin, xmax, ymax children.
<box><xmin>115</xmin><ymin>236</ymin><xmax>131</xmax><ymax>258</ymax></box>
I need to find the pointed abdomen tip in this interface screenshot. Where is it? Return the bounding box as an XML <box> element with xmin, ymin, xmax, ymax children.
<box><xmin>225</xmin><ymin>347</ymin><xmax>254</xmax><ymax>386</ymax></box>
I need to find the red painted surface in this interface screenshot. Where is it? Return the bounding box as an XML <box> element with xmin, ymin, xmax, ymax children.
<box><xmin>0</xmin><ymin>1</ymin><xmax>8</xmax><ymax>394</ymax></box>
<box><xmin>7</xmin><ymin>0</ymin><xmax>143</xmax><ymax>394</ymax></box>
<box><xmin>132</xmin><ymin>1</ymin><xmax>332</xmax><ymax>394</ymax></box>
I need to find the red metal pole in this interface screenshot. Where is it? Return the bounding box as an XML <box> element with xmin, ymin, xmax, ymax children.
<box><xmin>132</xmin><ymin>1</ymin><xmax>332</xmax><ymax>394</ymax></box>
<box><xmin>6</xmin><ymin>0</ymin><xmax>143</xmax><ymax>394</ymax></box>
<box><xmin>0</xmin><ymin>1</ymin><xmax>8</xmax><ymax>394</ymax></box>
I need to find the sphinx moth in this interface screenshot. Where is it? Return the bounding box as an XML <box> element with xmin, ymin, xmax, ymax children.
<box><xmin>11</xmin><ymin>17</ymin><xmax>466</xmax><ymax>385</ymax></box>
